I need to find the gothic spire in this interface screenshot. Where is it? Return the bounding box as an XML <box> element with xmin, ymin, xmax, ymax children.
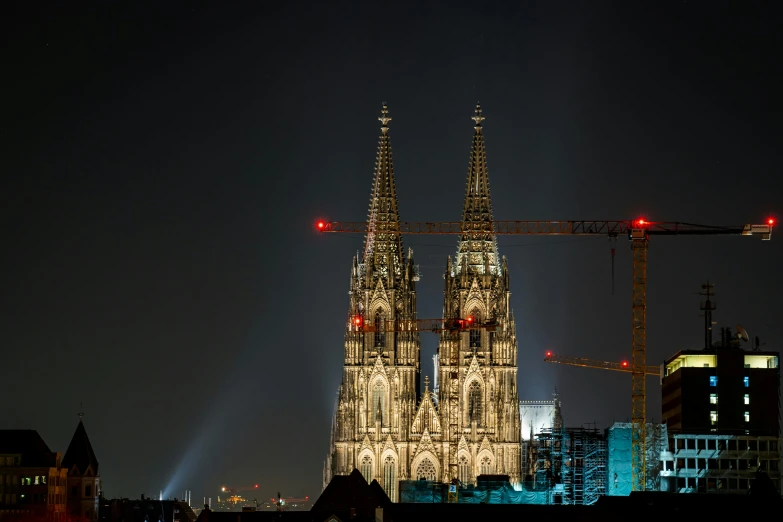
<box><xmin>362</xmin><ymin>103</ymin><xmax>404</xmax><ymax>278</ymax></box>
<box><xmin>456</xmin><ymin>103</ymin><xmax>499</xmax><ymax>274</ymax></box>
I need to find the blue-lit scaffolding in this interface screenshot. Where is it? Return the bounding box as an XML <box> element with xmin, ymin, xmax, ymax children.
<box><xmin>607</xmin><ymin>422</ymin><xmax>667</xmax><ymax>495</ymax></box>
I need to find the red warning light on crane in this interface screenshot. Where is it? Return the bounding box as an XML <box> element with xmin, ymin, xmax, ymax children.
<box><xmin>636</xmin><ymin>218</ymin><xmax>647</xmax><ymax>226</ymax></box>
<box><xmin>621</xmin><ymin>360</ymin><xmax>629</xmax><ymax>368</ymax></box>
<box><xmin>768</xmin><ymin>218</ymin><xmax>775</xmax><ymax>226</ymax></box>
<box><xmin>254</xmin><ymin>484</ymin><xmax>259</xmax><ymax>488</ymax></box>
<box><xmin>316</xmin><ymin>220</ymin><xmax>326</xmax><ymax>230</ymax></box>
<box><xmin>545</xmin><ymin>351</ymin><xmax>552</xmax><ymax>358</ymax></box>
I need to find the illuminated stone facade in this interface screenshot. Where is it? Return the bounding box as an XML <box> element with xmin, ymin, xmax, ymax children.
<box><xmin>324</xmin><ymin>105</ymin><xmax>522</xmax><ymax>500</ymax></box>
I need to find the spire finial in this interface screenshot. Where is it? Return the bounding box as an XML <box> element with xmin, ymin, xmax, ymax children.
<box><xmin>379</xmin><ymin>103</ymin><xmax>391</xmax><ymax>134</ymax></box>
<box><xmin>424</xmin><ymin>375</ymin><xmax>430</xmax><ymax>391</ymax></box>
<box><xmin>472</xmin><ymin>103</ymin><xmax>484</xmax><ymax>127</ymax></box>
<box><xmin>78</xmin><ymin>402</ymin><xmax>84</xmax><ymax>419</ymax></box>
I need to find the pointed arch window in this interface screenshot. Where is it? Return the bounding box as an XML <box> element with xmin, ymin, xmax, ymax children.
<box><xmin>360</xmin><ymin>455</ymin><xmax>373</xmax><ymax>483</ymax></box>
<box><xmin>469</xmin><ymin>310</ymin><xmax>481</xmax><ymax>348</ymax></box>
<box><xmin>416</xmin><ymin>459</ymin><xmax>437</xmax><ymax>481</ymax></box>
<box><xmin>374</xmin><ymin>310</ymin><xmax>386</xmax><ymax>347</ymax></box>
<box><xmin>372</xmin><ymin>380</ymin><xmax>387</xmax><ymax>426</ymax></box>
<box><xmin>468</xmin><ymin>381</ymin><xmax>482</xmax><ymax>425</ymax></box>
<box><xmin>383</xmin><ymin>456</ymin><xmax>397</xmax><ymax>502</ymax></box>
<box><xmin>458</xmin><ymin>455</ymin><xmax>471</xmax><ymax>485</ymax></box>
<box><xmin>480</xmin><ymin>456</ymin><xmax>493</xmax><ymax>476</ymax></box>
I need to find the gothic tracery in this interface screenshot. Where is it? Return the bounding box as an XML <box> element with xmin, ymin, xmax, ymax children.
<box><xmin>324</xmin><ymin>104</ymin><xmax>522</xmax><ymax>501</ymax></box>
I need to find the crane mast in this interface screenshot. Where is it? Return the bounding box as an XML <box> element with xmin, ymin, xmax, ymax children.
<box><xmin>317</xmin><ymin>218</ymin><xmax>772</xmax><ymax>491</ymax></box>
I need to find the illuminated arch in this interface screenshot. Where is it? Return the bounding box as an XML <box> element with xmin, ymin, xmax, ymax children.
<box><xmin>463</xmin><ymin>374</ymin><xmax>485</xmax><ymax>425</ymax></box>
<box><xmin>372</xmin><ymin>306</ymin><xmax>389</xmax><ymax>348</ymax></box>
<box><xmin>463</xmin><ymin>299</ymin><xmax>486</xmax><ymax>320</ymax></box>
<box><xmin>411</xmin><ymin>452</ymin><xmax>440</xmax><ymax>482</ymax></box>
<box><xmin>477</xmin><ymin>450</ymin><xmax>494</xmax><ymax>476</ymax></box>
<box><xmin>457</xmin><ymin>452</ymin><xmax>472</xmax><ymax>485</ymax></box>
<box><xmin>369</xmin><ymin>376</ymin><xmax>389</xmax><ymax>426</ymax></box>
<box><xmin>467</xmin><ymin>380</ymin><xmax>483</xmax><ymax>425</ymax></box>
<box><xmin>358</xmin><ymin>450</ymin><xmax>374</xmax><ymax>483</ymax></box>
<box><xmin>382</xmin><ymin>453</ymin><xmax>398</xmax><ymax>502</ymax></box>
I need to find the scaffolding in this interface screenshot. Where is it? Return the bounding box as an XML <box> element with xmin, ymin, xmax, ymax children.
<box><xmin>532</xmin><ymin>425</ymin><xmax>607</xmax><ymax>505</ymax></box>
<box><xmin>533</xmin><ymin>427</ymin><xmax>568</xmax><ymax>503</ymax></box>
<box><xmin>570</xmin><ymin>425</ymin><xmax>607</xmax><ymax>505</ymax></box>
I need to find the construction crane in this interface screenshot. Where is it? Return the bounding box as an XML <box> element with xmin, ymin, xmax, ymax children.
<box><xmin>269</xmin><ymin>493</ymin><xmax>310</xmax><ymax>512</ymax></box>
<box><xmin>316</xmin><ymin>217</ymin><xmax>773</xmax><ymax>491</ymax></box>
<box><xmin>544</xmin><ymin>350</ymin><xmax>661</xmax><ymax>378</ymax></box>
<box><xmin>347</xmin><ymin>315</ymin><xmax>498</xmax><ymax>333</ymax></box>
<box><xmin>218</xmin><ymin>484</ymin><xmax>259</xmax><ymax>505</ymax></box>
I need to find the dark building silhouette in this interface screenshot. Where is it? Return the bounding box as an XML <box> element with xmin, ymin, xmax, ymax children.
<box><xmin>62</xmin><ymin>420</ymin><xmax>100</xmax><ymax>522</ymax></box>
<box><xmin>99</xmin><ymin>497</ymin><xmax>196</xmax><ymax>522</ymax></box>
<box><xmin>659</xmin><ymin>316</ymin><xmax>781</xmax><ymax>494</ymax></box>
<box><xmin>0</xmin><ymin>429</ymin><xmax>68</xmax><ymax>519</ymax></box>
<box><xmin>662</xmin><ymin>336</ymin><xmax>780</xmax><ymax>436</ymax></box>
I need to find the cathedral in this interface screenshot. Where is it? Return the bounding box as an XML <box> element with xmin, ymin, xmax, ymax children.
<box><xmin>323</xmin><ymin>104</ymin><xmax>521</xmax><ymax>501</ymax></box>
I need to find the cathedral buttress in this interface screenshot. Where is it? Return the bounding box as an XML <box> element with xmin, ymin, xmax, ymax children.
<box><xmin>437</xmin><ymin>104</ymin><xmax>522</xmax><ymax>486</ymax></box>
<box><xmin>325</xmin><ymin>104</ymin><xmax>421</xmax><ymax>502</ymax></box>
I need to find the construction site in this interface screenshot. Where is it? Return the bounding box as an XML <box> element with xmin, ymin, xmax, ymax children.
<box><xmin>316</xmin><ymin>104</ymin><xmax>781</xmax><ymax>506</ymax></box>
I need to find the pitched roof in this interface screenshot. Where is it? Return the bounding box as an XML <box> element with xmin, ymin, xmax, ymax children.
<box><xmin>311</xmin><ymin>469</ymin><xmax>389</xmax><ymax>517</ymax></box>
<box><xmin>0</xmin><ymin>429</ymin><xmax>57</xmax><ymax>467</ymax></box>
<box><xmin>62</xmin><ymin>420</ymin><xmax>99</xmax><ymax>474</ymax></box>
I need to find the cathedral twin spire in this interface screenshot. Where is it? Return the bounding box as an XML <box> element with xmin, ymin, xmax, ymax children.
<box><xmin>362</xmin><ymin>103</ymin><xmax>499</xmax><ymax>276</ymax></box>
<box><xmin>362</xmin><ymin>104</ymin><xmax>404</xmax><ymax>281</ymax></box>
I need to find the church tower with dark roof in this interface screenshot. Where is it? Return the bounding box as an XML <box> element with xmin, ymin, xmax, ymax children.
<box><xmin>62</xmin><ymin>418</ymin><xmax>100</xmax><ymax>521</ymax></box>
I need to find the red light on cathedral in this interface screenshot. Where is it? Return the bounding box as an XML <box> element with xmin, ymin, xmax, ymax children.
<box><xmin>353</xmin><ymin>315</ymin><xmax>363</xmax><ymax>327</ymax></box>
<box><xmin>466</xmin><ymin>315</ymin><xmax>474</xmax><ymax>323</ymax></box>
<box><xmin>621</xmin><ymin>360</ymin><xmax>629</xmax><ymax>367</ymax></box>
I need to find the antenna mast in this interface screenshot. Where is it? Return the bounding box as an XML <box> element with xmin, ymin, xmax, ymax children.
<box><xmin>699</xmin><ymin>282</ymin><xmax>716</xmax><ymax>350</ymax></box>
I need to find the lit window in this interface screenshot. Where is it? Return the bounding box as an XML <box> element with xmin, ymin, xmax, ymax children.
<box><xmin>744</xmin><ymin>412</ymin><xmax>750</xmax><ymax>423</ymax></box>
<box><xmin>710</xmin><ymin>411</ymin><xmax>718</xmax><ymax>425</ymax></box>
<box><xmin>709</xmin><ymin>376</ymin><xmax>718</xmax><ymax>386</ymax></box>
<box><xmin>743</xmin><ymin>376</ymin><xmax>749</xmax><ymax>387</ymax></box>
<box><xmin>744</xmin><ymin>394</ymin><xmax>749</xmax><ymax>405</ymax></box>
<box><xmin>709</xmin><ymin>394</ymin><xmax>718</xmax><ymax>405</ymax></box>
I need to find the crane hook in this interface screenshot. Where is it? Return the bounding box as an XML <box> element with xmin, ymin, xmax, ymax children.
<box><xmin>609</xmin><ymin>236</ymin><xmax>617</xmax><ymax>295</ymax></box>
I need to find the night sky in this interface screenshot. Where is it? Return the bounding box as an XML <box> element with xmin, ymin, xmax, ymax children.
<box><xmin>2</xmin><ymin>0</ymin><xmax>781</xmax><ymax>505</ymax></box>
